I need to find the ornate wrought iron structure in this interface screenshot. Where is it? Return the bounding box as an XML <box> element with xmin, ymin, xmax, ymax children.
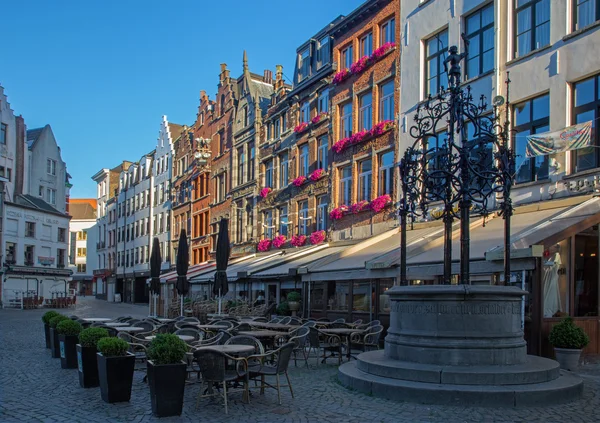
<box><xmin>399</xmin><ymin>36</ymin><xmax>515</xmax><ymax>285</ymax></box>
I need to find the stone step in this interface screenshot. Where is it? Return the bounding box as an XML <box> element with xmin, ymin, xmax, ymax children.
<box><xmin>339</xmin><ymin>360</ymin><xmax>583</xmax><ymax>407</ymax></box>
<box><xmin>356</xmin><ymin>350</ymin><xmax>560</xmax><ymax>385</ymax></box>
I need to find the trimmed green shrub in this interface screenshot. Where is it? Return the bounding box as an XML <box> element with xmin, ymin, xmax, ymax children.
<box><xmin>56</xmin><ymin>319</ymin><xmax>83</xmax><ymax>336</ymax></box>
<box><xmin>97</xmin><ymin>337</ymin><xmax>129</xmax><ymax>356</ymax></box>
<box><xmin>42</xmin><ymin>311</ymin><xmax>60</xmax><ymax>324</ymax></box>
<box><xmin>276</xmin><ymin>301</ymin><xmax>291</xmax><ymax>316</ymax></box>
<box><xmin>147</xmin><ymin>333</ymin><xmax>188</xmax><ymax>365</ymax></box>
<box><xmin>49</xmin><ymin>315</ymin><xmax>70</xmax><ymax>329</ymax></box>
<box><xmin>549</xmin><ymin>316</ymin><xmax>590</xmax><ymax>349</ymax></box>
<box><xmin>287</xmin><ymin>292</ymin><xmax>301</xmax><ymax>302</ymax></box>
<box><xmin>79</xmin><ymin>327</ymin><xmax>110</xmax><ymax>348</ymax></box>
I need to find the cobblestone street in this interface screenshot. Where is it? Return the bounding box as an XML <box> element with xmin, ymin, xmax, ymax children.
<box><xmin>1</xmin><ymin>298</ymin><xmax>600</xmax><ymax>422</ymax></box>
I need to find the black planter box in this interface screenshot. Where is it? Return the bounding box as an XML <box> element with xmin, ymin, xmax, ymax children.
<box><xmin>147</xmin><ymin>361</ymin><xmax>187</xmax><ymax>417</ymax></box>
<box><xmin>44</xmin><ymin>323</ymin><xmax>51</xmax><ymax>349</ymax></box>
<box><xmin>77</xmin><ymin>345</ymin><xmax>99</xmax><ymax>388</ymax></box>
<box><xmin>97</xmin><ymin>352</ymin><xmax>135</xmax><ymax>403</ymax></box>
<box><xmin>59</xmin><ymin>334</ymin><xmax>79</xmax><ymax>369</ymax></box>
<box><xmin>50</xmin><ymin>328</ymin><xmax>61</xmax><ymax>358</ymax></box>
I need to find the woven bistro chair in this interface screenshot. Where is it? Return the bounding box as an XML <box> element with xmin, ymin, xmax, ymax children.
<box><xmin>248</xmin><ymin>342</ymin><xmax>295</xmax><ymax>405</ymax></box>
<box><xmin>350</xmin><ymin>325</ymin><xmax>384</xmax><ymax>354</ymax></box>
<box><xmin>308</xmin><ymin>327</ymin><xmax>343</xmax><ymax>365</ymax></box>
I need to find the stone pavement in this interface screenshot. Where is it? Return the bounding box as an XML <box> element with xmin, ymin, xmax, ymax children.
<box><xmin>1</xmin><ymin>298</ymin><xmax>600</xmax><ymax>422</ymax></box>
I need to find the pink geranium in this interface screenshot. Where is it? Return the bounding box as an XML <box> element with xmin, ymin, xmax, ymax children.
<box><xmin>309</xmin><ymin>168</ymin><xmax>325</xmax><ymax>182</ymax></box>
<box><xmin>329</xmin><ymin>206</ymin><xmax>347</xmax><ymax>220</ymax></box>
<box><xmin>370</xmin><ymin>194</ymin><xmax>392</xmax><ymax>213</ymax></box>
<box><xmin>351</xmin><ymin>201</ymin><xmax>370</xmax><ymax>214</ymax></box>
<box><xmin>371</xmin><ymin>42</ymin><xmax>396</xmax><ymax>60</ymax></box>
<box><xmin>294</xmin><ymin>122</ymin><xmax>309</xmax><ymax>134</ymax></box>
<box><xmin>260</xmin><ymin>187</ymin><xmax>272</xmax><ymax>198</ymax></box>
<box><xmin>257</xmin><ymin>239</ymin><xmax>272</xmax><ymax>252</ymax></box>
<box><xmin>311</xmin><ymin>112</ymin><xmax>328</xmax><ymax>124</ymax></box>
<box><xmin>291</xmin><ymin>235</ymin><xmax>307</xmax><ymax>247</ymax></box>
<box><xmin>332</xmin><ymin>137</ymin><xmax>350</xmax><ymax>154</ymax></box>
<box><xmin>309</xmin><ymin>230</ymin><xmax>326</xmax><ymax>245</ymax></box>
<box><xmin>370</xmin><ymin>120</ymin><xmax>395</xmax><ymax>136</ymax></box>
<box><xmin>293</xmin><ymin>176</ymin><xmax>307</xmax><ymax>187</ymax></box>
<box><xmin>350</xmin><ymin>130</ymin><xmax>369</xmax><ymax>145</ymax></box>
<box><xmin>350</xmin><ymin>56</ymin><xmax>371</xmax><ymax>74</ymax></box>
<box><xmin>272</xmin><ymin>235</ymin><xmax>287</xmax><ymax>248</ymax></box>
<box><xmin>332</xmin><ymin>69</ymin><xmax>351</xmax><ymax>85</ymax></box>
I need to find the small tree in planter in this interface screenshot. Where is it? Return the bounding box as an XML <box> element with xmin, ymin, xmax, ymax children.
<box><xmin>549</xmin><ymin>316</ymin><xmax>590</xmax><ymax>370</ymax></box>
<box><xmin>78</xmin><ymin>327</ymin><xmax>109</xmax><ymax>388</ymax></box>
<box><xmin>146</xmin><ymin>334</ymin><xmax>189</xmax><ymax>417</ymax></box>
<box><xmin>48</xmin><ymin>315</ymin><xmax>69</xmax><ymax>358</ymax></box>
<box><xmin>42</xmin><ymin>311</ymin><xmax>60</xmax><ymax>349</ymax></box>
<box><xmin>287</xmin><ymin>291</ymin><xmax>302</xmax><ymax>316</ymax></box>
<box><xmin>57</xmin><ymin>319</ymin><xmax>83</xmax><ymax>369</ymax></box>
<box><xmin>97</xmin><ymin>337</ymin><xmax>135</xmax><ymax>403</ymax></box>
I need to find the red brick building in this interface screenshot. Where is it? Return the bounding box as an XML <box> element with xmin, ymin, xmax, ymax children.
<box><xmin>171</xmin><ymin>126</ymin><xmax>194</xmax><ymax>259</ymax></box>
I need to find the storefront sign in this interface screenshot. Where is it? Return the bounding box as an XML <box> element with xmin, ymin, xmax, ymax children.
<box><xmin>232</xmin><ymin>185</ymin><xmax>255</xmax><ymax>199</ymax></box>
<box><xmin>38</xmin><ymin>256</ymin><xmax>55</xmax><ymax>265</ymax></box>
<box><xmin>231</xmin><ymin>243</ymin><xmax>256</xmax><ymax>256</ymax></box>
<box><xmin>526</xmin><ymin>121</ymin><xmax>592</xmax><ymax>157</ymax></box>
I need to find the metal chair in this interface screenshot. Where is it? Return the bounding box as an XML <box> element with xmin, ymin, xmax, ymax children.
<box><xmin>333</xmin><ymin>318</ymin><xmax>346</xmax><ymax>323</ymax></box>
<box><xmin>350</xmin><ymin>325</ymin><xmax>384</xmax><ymax>353</ymax></box>
<box><xmin>279</xmin><ymin>317</ymin><xmax>292</xmax><ymax>325</ymax></box>
<box><xmin>366</xmin><ymin>320</ymin><xmax>381</xmax><ymax>327</ymax></box>
<box><xmin>268</xmin><ymin>318</ymin><xmax>281</xmax><ymax>323</ymax></box>
<box><xmin>352</xmin><ymin>319</ymin><xmax>363</xmax><ymax>325</ymax></box>
<box><xmin>213</xmin><ymin>320</ymin><xmax>235</xmax><ymax>329</ymax></box>
<box><xmin>218</xmin><ymin>330</ymin><xmax>233</xmax><ymax>345</ymax></box>
<box><xmin>135</xmin><ymin>321</ymin><xmax>156</xmax><ymax>332</ymax></box>
<box><xmin>252</xmin><ymin>317</ymin><xmax>268</xmax><ymax>323</ymax></box>
<box><xmin>190</xmin><ymin>332</ymin><xmax>223</xmax><ymax>348</ymax></box>
<box><xmin>287</xmin><ymin>326</ymin><xmax>309</xmax><ymax>367</ymax></box>
<box><xmin>248</xmin><ymin>342</ymin><xmax>295</xmax><ymax>405</ymax></box>
<box><xmin>308</xmin><ymin>327</ymin><xmax>342</xmax><ymax>365</ymax></box>
<box><xmin>174</xmin><ymin>328</ymin><xmax>203</xmax><ymax>342</ymax></box>
<box><xmin>233</xmin><ymin>322</ymin><xmax>252</xmax><ymax>332</ymax></box>
<box><xmin>288</xmin><ymin>317</ymin><xmax>303</xmax><ymax>326</ymax></box>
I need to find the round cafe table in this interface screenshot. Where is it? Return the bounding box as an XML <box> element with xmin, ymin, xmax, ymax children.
<box><xmin>115</xmin><ymin>326</ymin><xmax>145</xmax><ymax>333</ymax></box>
<box><xmin>194</xmin><ymin>344</ymin><xmax>254</xmax><ymax>354</ymax></box>
<box><xmin>104</xmin><ymin>322</ymin><xmax>129</xmax><ymax>327</ymax></box>
<box><xmin>145</xmin><ymin>335</ymin><xmax>195</xmax><ymax>342</ymax></box>
<box><xmin>196</xmin><ymin>324</ymin><xmax>228</xmax><ymax>330</ymax></box>
<box><xmin>321</xmin><ymin>328</ymin><xmax>364</xmax><ymax>361</ymax></box>
<box><xmin>83</xmin><ymin>318</ymin><xmax>112</xmax><ymax>322</ymax></box>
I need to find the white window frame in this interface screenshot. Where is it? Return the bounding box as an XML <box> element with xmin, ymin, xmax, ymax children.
<box><xmin>358</xmin><ymin>159</ymin><xmax>372</xmax><ymax>202</ymax></box>
<box><xmin>317</xmin><ymin>196</ymin><xmax>328</xmax><ymax>231</ymax></box>
<box><xmin>317</xmin><ymin>36</ymin><xmax>330</xmax><ymax>68</ymax></box>
<box><xmin>280</xmin><ymin>206</ymin><xmax>289</xmax><ymax>237</ymax></box>
<box><xmin>379</xmin><ymin>151</ymin><xmax>394</xmax><ymax>196</ymax></box>
<box><xmin>340</xmin><ymin>102</ymin><xmax>353</xmax><ymax>138</ymax></box>
<box><xmin>318</xmin><ymin>136</ymin><xmax>328</xmax><ymax>169</ymax></box>
<box><xmin>265</xmin><ymin>159</ymin><xmax>274</xmax><ymax>188</ymax></box>
<box><xmin>300</xmin><ymin>101</ymin><xmax>310</xmax><ymax>123</ymax></box>
<box><xmin>340</xmin><ymin>166</ymin><xmax>352</xmax><ymax>205</ymax></box>
<box><xmin>359</xmin><ymin>92</ymin><xmax>373</xmax><ymax>131</ymax></box>
<box><xmin>47</xmin><ymin>159</ymin><xmax>57</xmax><ymax>176</ymax></box>
<box><xmin>298</xmin><ymin>201</ymin><xmax>309</xmax><ymax>235</ymax></box>
<box><xmin>279</xmin><ymin>153</ymin><xmax>289</xmax><ymax>187</ymax></box>
<box><xmin>299</xmin><ymin>145</ymin><xmax>309</xmax><ymax>176</ymax></box>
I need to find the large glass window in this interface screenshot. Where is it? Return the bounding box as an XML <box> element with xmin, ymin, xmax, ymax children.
<box><xmin>275</xmin><ymin>118</ymin><xmax>281</xmax><ymax>138</ymax></box>
<box><xmin>574</xmin><ymin>0</ymin><xmax>600</xmax><ymax>31</ymax></box>
<box><xmin>465</xmin><ymin>3</ymin><xmax>494</xmax><ymax>79</ymax></box>
<box><xmin>426</xmin><ymin>30</ymin><xmax>449</xmax><ymax>95</ymax></box>
<box><xmin>318</xmin><ymin>136</ymin><xmax>328</xmax><ymax>169</ymax></box>
<box><xmin>359</xmin><ymin>93</ymin><xmax>373</xmax><ymax>131</ymax></box>
<box><xmin>317</xmin><ymin>36</ymin><xmax>330</xmax><ymax>68</ymax></box>
<box><xmin>379</xmin><ymin>151</ymin><xmax>394</xmax><ymax>196</ymax></box>
<box><xmin>248</xmin><ymin>142</ymin><xmax>255</xmax><ymax>181</ymax></box>
<box><xmin>358</xmin><ymin>159</ymin><xmax>372</xmax><ymax>201</ymax></box>
<box><xmin>425</xmin><ymin>132</ymin><xmax>449</xmax><ymax>198</ymax></box>
<box><xmin>265</xmin><ymin>159</ymin><xmax>274</xmax><ymax>188</ymax></box>
<box><xmin>465</xmin><ymin>119</ymin><xmax>494</xmax><ymax>193</ymax></box>
<box><xmin>0</xmin><ymin>123</ymin><xmax>6</xmax><ymax>144</ymax></box>
<box><xmin>299</xmin><ymin>144</ymin><xmax>309</xmax><ymax>176</ymax></box>
<box><xmin>298</xmin><ymin>200</ymin><xmax>309</xmax><ymax>235</ymax></box>
<box><xmin>279</xmin><ymin>206</ymin><xmax>289</xmax><ymax>237</ymax></box>
<box><xmin>379</xmin><ymin>80</ymin><xmax>395</xmax><ymax>121</ymax></box>
<box><xmin>237</xmin><ymin>147</ymin><xmax>245</xmax><ymax>185</ymax></box>
<box><xmin>317</xmin><ymin>195</ymin><xmax>328</xmax><ymax>231</ymax></box>
<box><xmin>515</xmin><ymin>0</ymin><xmax>550</xmax><ymax>58</ymax></box>
<box><xmin>328</xmin><ymin>281</ymin><xmax>349</xmax><ymax>311</ymax></box>
<box><xmin>300</xmin><ymin>101</ymin><xmax>310</xmax><ymax>123</ymax></box>
<box><xmin>310</xmin><ymin>281</ymin><xmax>325</xmax><ymax>312</ymax></box>
<box><xmin>299</xmin><ymin>48</ymin><xmax>310</xmax><ymax>81</ymax></box>
<box><xmin>264</xmin><ymin>210</ymin><xmax>274</xmax><ymax>239</ymax></box>
<box><xmin>513</xmin><ymin>94</ymin><xmax>550</xmax><ymax>183</ymax></box>
<box><xmin>353</xmin><ymin>281</ymin><xmax>374</xmax><ymax>312</ymax></box>
<box><xmin>340</xmin><ymin>102</ymin><xmax>353</xmax><ymax>138</ymax></box>
<box><xmin>379</xmin><ymin>279</ymin><xmax>394</xmax><ymax>313</ymax></box>
<box><xmin>380</xmin><ymin>17</ymin><xmax>396</xmax><ymax>45</ymax></box>
<box><xmin>340</xmin><ymin>166</ymin><xmax>352</xmax><ymax>205</ymax></box>
<box><xmin>279</xmin><ymin>152</ymin><xmax>289</xmax><ymax>187</ymax></box>
<box><xmin>318</xmin><ymin>89</ymin><xmax>329</xmax><ymax>114</ymax></box>
<box><xmin>573</xmin><ymin>75</ymin><xmax>600</xmax><ymax>172</ymax></box>
<box><xmin>341</xmin><ymin>45</ymin><xmax>353</xmax><ymax>70</ymax></box>
<box><xmin>573</xmin><ymin>225</ymin><xmax>599</xmax><ymax>316</ymax></box>
<box><xmin>360</xmin><ymin>32</ymin><xmax>373</xmax><ymax>57</ymax></box>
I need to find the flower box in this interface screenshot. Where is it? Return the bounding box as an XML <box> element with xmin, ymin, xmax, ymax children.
<box><xmin>332</xmin><ymin>42</ymin><xmax>396</xmax><ymax>86</ymax></box>
<box><xmin>294</xmin><ymin>122</ymin><xmax>309</xmax><ymax>134</ymax></box>
<box><xmin>329</xmin><ymin>205</ymin><xmax>348</xmax><ymax>220</ymax></box>
<box><xmin>272</xmin><ymin>235</ymin><xmax>287</xmax><ymax>249</ymax></box>
<box><xmin>309</xmin><ymin>168</ymin><xmax>325</xmax><ymax>182</ymax></box>
<box><xmin>291</xmin><ymin>235</ymin><xmax>307</xmax><ymax>247</ymax></box>
<box><xmin>293</xmin><ymin>176</ymin><xmax>307</xmax><ymax>187</ymax></box>
<box><xmin>260</xmin><ymin>187</ymin><xmax>272</xmax><ymax>198</ymax></box>
<box><xmin>351</xmin><ymin>201</ymin><xmax>370</xmax><ymax>214</ymax></box>
<box><xmin>370</xmin><ymin>194</ymin><xmax>392</xmax><ymax>213</ymax></box>
<box><xmin>257</xmin><ymin>239</ymin><xmax>272</xmax><ymax>252</ymax></box>
<box><xmin>332</xmin><ymin>120</ymin><xmax>395</xmax><ymax>154</ymax></box>
<box><xmin>311</xmin><ymin>112</ymin><xmax>329</xmax><ymax>125</ymax></box>
<box><xmin>310</xmin><ymin>231</ymin><xmax>326</xmax><ymax>245</ymax></box>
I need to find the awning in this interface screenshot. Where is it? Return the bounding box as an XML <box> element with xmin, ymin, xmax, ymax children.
<box><xmin>251</xmin><ymin>245</ymin><xmax>347</xmax><ymax>278</ymax></box>
<box><xmin>159</xmin><ymin>262</ymin><xmax>214</xmax><ymax>283</ymax></box>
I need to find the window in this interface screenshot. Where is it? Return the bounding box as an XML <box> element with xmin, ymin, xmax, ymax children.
<box><xmin>0</xmin><ymin>166</ymin><xmax>12</xmax><ymax>181</ymax></box>
<box><xmin>300</xmin><ymin>101</ymin><xmax>310</xmax><ymax>123</ymax></box>
<box><xmin>426</xmin><ymin>30</ymin><xmax>449</xmax><ymax>95</ymax></box>
<box><xmin>425</xmin><ymin>132</ymin><xmax>449</xmax><ymax>197</ymax></box>
<box><xmin>265</xmin><ymin>159</ymin><xmax>274</xmax><ymax>188</ymax></box>
<box><xmin>466</xmin><ymin>3</ymin><xmax>494</xmax><ymax>79</ymax></box>
<box><xmin>317</xmin><ymin>36</ymin><xmax>330</xmax><ymax>68</ymax></box>
<box><xmin>77</xmin><ymin>264</ymin><xmax>87</xmax><ymax>273</ymax></box>
<box><xmin>515</xmin><ymin>0</ymin><xmax>550</xmax><ymax>58</ymax></box>
<box><xmin>340</xmin><ymin>102</ymin><xmax>353</xmax><ymax>138</ymax></box>
<box><xmin>299</xmin><ymin>48</ymin><xmax>310</xmax><ymax>81</ymax></box>
<box><xmin>25</xmin><ymin>222</ymin><xmax>35</xmax><ymax>238</ymax></box>
<box><xmin>216</xmin><ymin>173</ymin><xmax>226</xmax><ymax>202</ymax></box>
<box><xmin>47</xmin><ymin>159</ymin><xmax>57</xmax><ymax>176</ymax></box>
<box><xmin>219</xmin><ymin>132</ymin><xmax>226</xmax><ymax>154</ymax></box>
<box><xmin>58</xmin><ymin>228</ymin><xmax>67</xmax><ymax>243</ymax></box>
<box><xmin>275</xmin><ymin>118</ymin><xmax>281</xmax><ymax>138</ymax></box>
<box><xmin>573</xmin><ymin>225</ymin><xmax>599</xmax><ymax>316</ymax></box>
<box><xmin>280</xmin><ymin>206</ymin><xmax>289</xmax><ymax>237</ymax></box>
<box><xmin>514</xmin><ymin>94</ymin><xmax>550</xmax><ymax>183</ymax></box>
<box><xmin>5</xmin><ymin>242</ymin><xmax>16</xmax><ymax>263</ymax></box>
<box><xmin>379</xmin><ymin>151</ymin><xmax>394</xmax><ymax>196</ymax></box>
<box><xmin>465</xmin><ymin>119</ymin><xmax>494</xmax><ymax>192</ymax></box>
<box><xmin>279</xmin><ymin>153</ymin><xmax>288</xmax><ymax>187</ymax></box>
<box><xmin>243</xmin><ymin>106</ymin><xmax>249</xmax><ymax>127</ymax></box>
<box><xmin>298</xmin><ymin>200</ymin><xmax>309</xmax><ymax>235</ymax></box>
<box><xmin>0</xmin><ymin>123</ymin><xmax>6</xmax><ymax>144</ymax></box>
<box><xmin>237</xmin><ymin>147</ymin><xmax>245</xmax><ymax>185</ymax></box>
<box><xmin>318</xmin><ymin>89</ymin><xmax>329</xmax><ymax>114</ymax></box>
<box><xmin>235</xmin><ymin>202</ymin><xmax>243</xmax><ymax>243</ymax></box>
<box><xmin>299</xmin><ymin>144</ymin><xmax>309</xmax><ymax>176</ymax></box>
<box><xmin>318</xmin><ymin>136</ymin><xmax>328</xmax><ymax>169</ymax></box>
<box><xmin>380</xmin><ymin>17</ymin><xmax>396</xmax><ymax>45</ymax></box>
<box><xmin>574</xmin><ymin>0</ymin><xmax>600</xmax><ymax>31</ymax></box>
<box><xmin>264</xmin><ymin>210</ymin><xmax>274</xmax><ymax>239</ymax></box>
<box><xmin>341</xmin><ymin>45</ymin><xmax>353</xmax><ymax>70</ymax></box>
<box><xmin>77</xmin><ymin>247</ymin><xmax>87</xmax><ymax>257</ymax></box>
<box><xmin>358</xmin><ymin>159</ymin><xmax>373</xmax><ymax>201</ymax></box>
<box><xmin>380</xmin><ymin>80</ymin><xmax>395</xmax><ymax>121</ymax></box>
<box><xmin>573</xmin><ymin>75</ymin><xmax>600</xmax><ymax>172</ymax></box>
<box><xmin>359</xmin><ymin>93</ymin><xmax>373</xmax><ymax>131</ymax></box>
<box><xmin>340</xmin><ymin>166</ymin><xmax>352</xmax><ymax>205</ymax></box>
<box><xmin>46</xmin><ymin>188</ymin><xmax>56</xmax><ymax>205</ymax></box>
<box><xmin>360</xmin><ymin>32</ymin><xmax>373</xmax><ymax>57</ymax></box>
<box><xmin>328</xmin><ymin>281</ymin><xmax>349</xmax><ymax>311</ymax></box>
<box><xmin>25</xmin><ymin>245</ymin><xmax>34</xmax><ymax>265</ymax></box>
<box><xmin>282</xmin><ymin>113</ymin><xmax>287</xmax><ymax>132</ymax></box>
<box><xmin>317</xmin><ymin>196</ymin><xmax>328</xmax><ymax>231</ymax></box>
<box><xmin>248</xmin><ymin>142</ymin><xmax>255</xmax><ymax>181</ymax></box>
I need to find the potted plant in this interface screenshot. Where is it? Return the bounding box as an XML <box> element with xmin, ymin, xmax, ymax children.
<box><xmin>549</xmin><ymin>316</ymin><xmax>590</xmax><ymax>370</ymax></box>
<box><xmin>42</xmin><ymin>311</ymin><xmax>60</xmax><ymax>349</ymax></box>
<box><xmin>57</xmin><ymin>319</ymin><xmax>83</xmax><ymax>369</ymax></box>
<box><xmin>146</xmin><ymin>334</ymin><xmax>189</xmax><ymax>417</ymax></box>
<box><xmin>276</xmin><ymin>301</ymin><xmax>291</xmax><ymax>316</ymax></box>
<box><xmin>287</xmin><ymin>291</ymin><xmax>301</xmax><ymax>315</ymax></box>
<box><xmin>48</xmin><ymin>315</ymin><xmax>69</xmax><ymax>358</ymax></box>
<box><xmin>96</xmin><ymin>337</ymin><xmax>135</xmax><ymax>403</ymax></box>
<box><xmin>77</xmin><ymin>327</ymin><xmax>109</xmax><ymax>388</ymax></box>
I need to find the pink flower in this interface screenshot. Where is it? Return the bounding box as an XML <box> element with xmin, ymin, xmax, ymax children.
<box><xmin>332</xmin><ymin>69</ymin><xmax>351</xmax><ymax>85</ymax></box>
<box><xmin>260</xmin><ymin>187</ymin><xmax>272</xmax><ymax>198</ymax></box>
<box><xmin>294</xmin><ymin>122</ymin><xmax>309</xmax><ymax>134</ymax></box>
<box><xmin>293</xmin><ymin>176</ymin><xmax>307</xmax><ymax>187</ymax></box>
<box><xmin>370</xmin><ymin>194</ymin><xmax>392</xmax><ymax>213</ymax></box>
<box><xmin>371</xmin><ymin>42</ymin><xmax>396</xmax><ymax>60</ymax></box>
<box><xmin>311</xmin><ymin>112</ymin><xmax>328</xmax><ymax>125</ymax></box>
<box><xmin>291</xmin><ymin>235</ymin><xmax>307</xmax><ymax>247</ymax></box>
<box><xmin>309</xmin><ymin>169</ymin><xmax>325</xmax><ymax>182</ymax></box>
<box><xmin>332</xmin><ymin>137</ymin><xmax>350</xmax><ymax>154</ymax></box>
<box><xmin>350</xmin><ymin>56</ymin><xmax>371</xmax><ymax>75</ymax></box>
<box><xmin>370</xmin><ymin>120</ymin><xmax>395</xmax><ymax>137</ymax></box>
<box><xmin>329</xmin><ymin>205</ymin><xmax>348</xmax><ymax>220</ymax></box>
<box><xmin>257</xmin><ymin>239</ymin><xmax>272</xmax><ymax>252</ymax></box>
<box><xmin>309</xmin><ymin>230</ymin><xmax>326</xmax><ymax>245</ymax></box>
<box><xmin>350</xmin><ymin>201</ymin><xmax>369</xmax><ymax>214</ymax></box>
<box><xmin>272</xmin><ymin>235</ymin><xmax>287</xmax><ymax>248</ymax></box>
<box><xmin>350</xmin><ymin>130</ymin><xmax>369</xmax><ymax>145</ymax></box>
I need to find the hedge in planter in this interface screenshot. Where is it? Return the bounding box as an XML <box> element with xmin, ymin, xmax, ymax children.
<box><xmin>48</xmin><ymin>315</ymin><xmax>69</xmax><ymax>358</ymax></box>
<box><xmin>78</xmin><ymin>327</ymin><xmax>109</xmax><ymax>388</ymax></box>
<box><xmin>42</xmin><ymin>311</ymin><xmax>60</xmax><ymax>349</ymax></box>
<box><xmin>549</xmin><ymin>316</ymin><xmax>590</xmax><ymax>370</ymax></box>
<box><xmin>97</xmin><ymin>337</ymin><xmax>135</xmax><ymax>403</ymax></box>
<box><xmin>287</xmin><ymin>292</ymin><xmax>301</xmax><ymax>314</ymax></box>
<box><xmin>146</xmin><ymin>334</ymin><xmax>189</xmax><ymax>417</ymax></box>
<box><xmin>57</xmin><ymin>319</ymin><xmax>83</xmax><ymax>369</ymax></box>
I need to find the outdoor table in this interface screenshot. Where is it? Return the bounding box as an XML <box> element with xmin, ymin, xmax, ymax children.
<box><xmin>249</xmin><ymin>322</ymin><xmax>292</xmax><ymax>331</ymax></box>
<box><xmin>115</xmin><ymin>326</ymin><xmax>145</xmax><ymax>333</ymax></box>
<box><xmin>83</xmin><ymin>318</ymin><xmax>112</xmax><ymax>322</ymax></box>
<box><xmin>207</xmin><ymin>313</ymin><xmax>230</xmax><ymax>319</ymax></box>
<box><xmin>321</xmin><ymin>328</ymin><xmax>365</xmax><ymax>361</ymax></box>
<box><xmin>238</xmin><ymin>330</ymin><xmax>286</xmax><ymax>350</ymax></box>
<box><xmin>104</xmin><ymin>322</ymin><xmax>129</xmax><ymax>327</ymax></box>
<box><xmin>145</xmin><ymin>335</ymin><xmax>195</xmax><ymax>342</ymax></box>
<box><xmin>156</xmin><ymin>318</ymin><xmax>174</xmax><ymax>323</ymax></box>
<box><xmin>195</xmin><ymin>324</ymin><xmax>228</xmax><ymax>330</ymax></box>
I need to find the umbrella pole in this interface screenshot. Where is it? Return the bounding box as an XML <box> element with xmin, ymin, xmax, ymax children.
<box><xmin>181</xmin><ymin>295</ymin><xmax>184</xmax><ymax>317</ymax></box>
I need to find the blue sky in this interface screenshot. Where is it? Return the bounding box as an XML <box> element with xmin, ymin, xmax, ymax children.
<box><xmin>2</xmin><ymin>0</ymin><xmax>364</xmax><ymax>198</ymax></box>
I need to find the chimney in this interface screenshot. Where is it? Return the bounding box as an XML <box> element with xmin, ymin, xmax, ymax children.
<box><xmin>263</xmin><ymin>69</ymin><xmax>273</xmax><ymax>84</ymax></box>
<box><xmin>274</xmin><ymin>65</ymin><xmax>284</xmax><ymax>91</ymax></box>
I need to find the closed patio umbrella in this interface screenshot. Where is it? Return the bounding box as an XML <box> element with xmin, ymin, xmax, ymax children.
<box><xmin>214</xmin><ymin>218</ymin><xmax>230</xmax><ymax>315</ymax></box>
<box><xmin>149</xmin><ymin>237</ymin><xmax>162</xmax><ymax>317</ymax></box>
<box><xmin>176</xmin><ymin>229</ymin><xmax>189</xmax><ymax>316</ymax></box>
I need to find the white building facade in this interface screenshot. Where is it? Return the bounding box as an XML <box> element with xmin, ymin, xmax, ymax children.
<box><xmin>67</xmin><ymin>199</ymin><xmax>97</xmax><ymax>295</ymax></box>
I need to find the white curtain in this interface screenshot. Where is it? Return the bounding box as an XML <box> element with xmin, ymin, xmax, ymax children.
<box><xmin>543</xmin><ymin>252</ymin><xmax>562</xmax><ymax>318</ymax></box>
